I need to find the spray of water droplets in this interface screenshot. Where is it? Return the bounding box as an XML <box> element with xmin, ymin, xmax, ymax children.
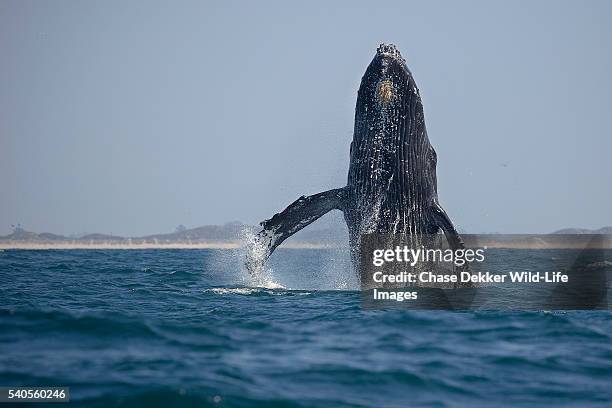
<box><xmin>238</xmin><ymin>226</ymin><xmax>285</xmax><ymax>289</ymax></box>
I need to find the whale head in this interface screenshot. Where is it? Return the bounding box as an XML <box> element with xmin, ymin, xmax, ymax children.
<box><xmin>349</xmin><ymin>44</ymin><xmax>431</xmax><ymax>200</ymax></box>
<box><xmin>357</xmin><ymin>43</ymin><xmax>417</xmax><ymax>112</ymax></box>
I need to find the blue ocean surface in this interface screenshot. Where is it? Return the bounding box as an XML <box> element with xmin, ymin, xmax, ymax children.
<box><xmin>0</xmin><ymin>248</ymin><xmax>610</xmax><ymax>407</ymax></box>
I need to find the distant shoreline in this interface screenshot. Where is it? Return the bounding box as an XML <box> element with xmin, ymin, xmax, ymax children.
<box><xmin>1</xmin><ymin>237</ymin><xmax>610</xmax><ymax>250</ymax></box>
<box><xmin>0</xmin><ymin>242</ymin><xmax>335</xmax><ymax>250</ymax></box>
<box><xmin>2</xmin><ymin>225</ymin><xmax>610</xmax><ymax>250</ymax></box>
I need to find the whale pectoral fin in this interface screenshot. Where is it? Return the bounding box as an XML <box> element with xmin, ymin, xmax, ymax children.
<box><xmin>246</xmin><ymin>187</ymin><xmax>348</xmax><ymax>273</ymax></box>
<box><xmin>429</xmin><ymin>203</ymin><xmax>464</xmax><ymax>250</ymax></box>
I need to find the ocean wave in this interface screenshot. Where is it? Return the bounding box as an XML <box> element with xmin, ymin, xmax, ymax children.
<box><xmin>204</xmin><ymin>287</ymin><xmax>312</xmax><ymax>297</ymax></box>
<box><xmin>2</xmin><ymin>249</ymin><xmax>612</xmax><ymax>407</ymax></box>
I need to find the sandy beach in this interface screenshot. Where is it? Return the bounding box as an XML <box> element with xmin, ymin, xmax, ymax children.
<box><xmin>0</xmin><ymin>242</ymin><xmax>337</xmax><ymax>250</ymax></box>
<box><xmin>1</xmin><ymin>235</ymin><xmax>610</xmax><ymax>250</ymax></box>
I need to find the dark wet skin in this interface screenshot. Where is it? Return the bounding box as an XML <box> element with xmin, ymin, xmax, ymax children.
<box><xmin>248</xmin><ymin>44</ymin><xmax>464</xmax><ymax>273</ymax></box>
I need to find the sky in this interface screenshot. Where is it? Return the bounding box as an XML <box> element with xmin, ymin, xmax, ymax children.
<box><xmin>1</xmin><ymin>0</ymin><xmax>611</xmax><ymax>236</ymax></box>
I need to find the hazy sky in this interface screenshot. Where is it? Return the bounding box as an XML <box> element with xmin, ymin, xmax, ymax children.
<box><xmin>1</xmin><ymin>0</ymin><xmax>611</xmax><ymax>236</ymax></box>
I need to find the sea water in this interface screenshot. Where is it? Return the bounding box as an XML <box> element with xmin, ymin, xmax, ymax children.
<box><xmin>0</xmin><ymin>248</ymin><xmax>611</xmax><ymax>407</ymax></box>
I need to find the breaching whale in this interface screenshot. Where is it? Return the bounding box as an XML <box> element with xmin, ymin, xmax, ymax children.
<box><xmin>248</xmin><ymin>44</ymin><xmax>464</xmax><ymax>272</ymax></box>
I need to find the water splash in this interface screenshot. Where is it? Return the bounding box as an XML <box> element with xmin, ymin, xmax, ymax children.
<box><xmin>238</xmin><ymin>227</ymin><xmax>286</xmax><ymax>289</ymax></box>
<box><xmin>204</xmin><ymin>288</ymin><xmax>312</xmax><ymax>296</ymax></box>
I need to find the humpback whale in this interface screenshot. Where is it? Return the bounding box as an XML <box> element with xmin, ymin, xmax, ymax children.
<box><xmin>248</xmin><ymin>44</ymin><xmax>464</xmax><ymax>272</ymax></box>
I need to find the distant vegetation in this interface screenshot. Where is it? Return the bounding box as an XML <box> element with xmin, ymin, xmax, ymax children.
<box><xmin>0</xmin><ymin>222</ymin><xmax>347</xmax><ymax>245</ymax></box>
<box><xmin>1</xmin><ymin>223</ymin><xmax>609</xmax><ymax>245</ymax></box>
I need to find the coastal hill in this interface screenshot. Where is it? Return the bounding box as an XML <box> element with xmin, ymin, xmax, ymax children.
<box><xmin>552</xmin><ymin>227</ymin><xmax>612</xmax><ymax>234</ymax></box>
<box><xmin>0</xmin><ymin>224</ymin><xmax>610</xmax><ymax>249</ymax></box>
<box><xmin>0</xmin><ymin>222</ymin><xmax>347</xmax><ymax>248</ymax></box>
